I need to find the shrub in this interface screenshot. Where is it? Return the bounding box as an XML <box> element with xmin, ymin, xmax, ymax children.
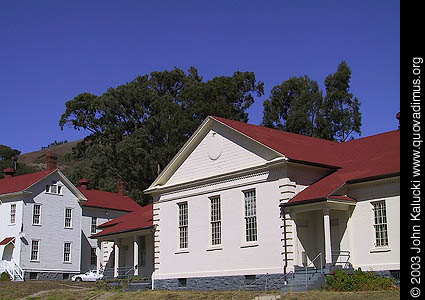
<box><xmin>326</xmin><ymin>269</ymin><xmax>395</xmax><ymax>291</ymax></box>
<box><xmin>0</xmin><ymin>272</ymin><xmax>11</xmax><ymax>281</ymax></box>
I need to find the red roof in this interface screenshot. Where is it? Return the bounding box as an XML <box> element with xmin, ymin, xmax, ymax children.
<box><xmin>0</xmin><ymin>169</ymin><xmax>56</xmax><ymax>195</ymax></box>
<box><xmin>0</xmin><ymin>237</ymin><xmax>15</xmax><ymax>246</ymax></box>
<box><xmin>78</xmin><ymin>188</ymin><xmax>141</xmax><ymax>212</ymax></box>
<box><xmin>211</xmin><ymin>117</ymin><xmax>400</xmax><ymax>204</ymax></box>
<box><xmin>212</xmin><ymin>116</ymin><xmax>341</xmax><ymax>168</ymax></box>
<box><xmin>289</xmin><ymin>130</ymin><xmax>400</xmax><ymax>204</ymax></box>
<box><xmin>92</xmin><ymin>204</ymin><xmax>153</xmax><ymax>238</ymax></box>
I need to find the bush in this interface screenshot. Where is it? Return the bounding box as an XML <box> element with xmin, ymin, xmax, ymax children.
<box><xmin>326</xmin><ymin>269</ymin><xmax>395</xmax><ymax>291</ymax></box>
<box><xmin>0</xmin><ymin>272</ymin><xmax>11</xmax><ymax>281</ymax></box>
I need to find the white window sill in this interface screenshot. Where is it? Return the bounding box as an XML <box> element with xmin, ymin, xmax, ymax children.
<box><xmin>240</xmin><ymin>242</ymin><xmax>259</xmax><ymax>248</ymax></box>
<box><xmin>370</xmin><ymin>247</ymin><xmax>391</xmax><ymax>253</ymax></box>
<box><xmin>8</xmin><ymin>223</ymin><xmax>16</xmax><ymax>226</ymax></box>
<box><xmin>206</xmin><ymin>246</ymin><xmax>223</xmax><ymax>252</ymax></box>
<box><xmin>45</xmin><ymin>192</ymin><xmax>63</xmax><ymax>196</ymax></box>
<box><xmin>63</xmin><ymin>261</ymin><xmax>72</xmax><ymax>264</ymax></box>
<box><xmin>174</xmin><ymin>249</ymin><xmax>189</xmax><ymax>254</ymax></box>
<box><xmin>32</xmin><ymin>224</ymin><xmax>41</xmax><ymax>226</ymax></box>
<box><xmin>30</xmin><ymin>260</ymin><xmax>40</xmax><ymax>263</ymax></box>
<box><xmin>64</xmin><ymin>227</ymin><xmax>73</xmax><ymax>230</ymax></box>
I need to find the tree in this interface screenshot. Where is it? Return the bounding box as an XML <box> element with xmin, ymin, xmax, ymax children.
<box><xmin>262</xmin><ymin>61</ymin><xmax>361</xmax><ymax>142</ymax></box>
<box><xmin>262</xmin><ymin>75</ymin><xmax>322</xmax><ymax>137</ymax></box>
<box><xmin>0</xmin><ymin>145</ymin><xmax>36</xmax><ymax>179</ymax></box>
<box><xmin>60</xmin><ymin>67</ymin><xmax>264</xmax><ymax>204</ymax></box>
<box><xmin>320</xmin><ymin>61</ymin><xmax>362</xmax><ymax>142</ymax></box>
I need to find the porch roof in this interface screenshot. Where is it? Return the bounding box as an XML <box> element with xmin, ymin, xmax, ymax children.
<box><xmin>282</xmin><ymin>130</ymin><xmax>400</xmax><ymax>206</ymax></box>
<box><xmin>0</xmin><ymin>237</ymin><xmax>15</xmax><ymax>246</ymax></box>
<box><xmin>91</xmin><ymin>204</ymin><xmax>153</xmax><ymax>238</ymax></box>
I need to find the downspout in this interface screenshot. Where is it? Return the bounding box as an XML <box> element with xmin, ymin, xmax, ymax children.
<box><xmin>150</xmin><ymin>226</ymin><xmax>155</xmax><ymax>290</ymax></box>
<box><xmin>282</xmin><ymin>207</ymin><xmax>288</xmax><ymax>276</ymax></box>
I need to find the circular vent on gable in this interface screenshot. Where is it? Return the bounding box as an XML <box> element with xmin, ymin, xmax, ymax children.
<box><xmin>207</xmin><ymin>131</ymin><xmax>222</xmax><ymax>160</ymax></box>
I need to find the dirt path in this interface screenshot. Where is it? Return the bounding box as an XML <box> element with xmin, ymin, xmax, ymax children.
<box><xmin>20</xmin><ymin>285</ymin><xmax>96</xmax><ymax>300</ymax></box>
<box><xmin>87</xmin><ymin>291</ymin><xmax>114</xmax><ymax>300</ymax></box>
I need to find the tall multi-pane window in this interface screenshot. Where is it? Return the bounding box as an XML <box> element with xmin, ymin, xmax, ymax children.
<box><xmin>372</xmin><ymin>201</ymin><xmax>389</xmax><ymax>247</ymax></box>
<box><xmin>178</xmin><ymin>202</ymin><xmax>188</xmax><ymax>249</ymax></box>
<box><xmin>10</xmin><ymin>204</ymin><xmax>16</xmax><ymax>224</ymax></box>
<box><xmin>91</xmin><ymin>217</ymin><xmax>97</xmax><ymax>234</ymax></box>
<box><xmin>33</xmin><ymin>204</ymin><xmax>41</xmax><ymax>225</ymax></box>
<box><xmin>63</xmin><ymin>242</ymin><xmax>71</xmax><ymax>262</ymax></box>
<box><xmin>140</xmin><ymin>236</ymin><xmax>146</xmax><ymax>266</ymax></box>
<box><xmin>64</xmin><ymin>208</ymin><xmax>72</xmax><ymax>228</ymax></box>
<box><xmin>31</xmin><ymin>240</ymin><xmax>39</xmax><ymax>261</ymax></box>
<box><xmin>90</xmin><ymin>248</ymin><xmax>97</xmax><ymax>265</ymax></box>
<box><xmin>244</xmin><ymin>190</ymin><xmax>257</xmax><ymax>242</ymax></box>
<box><xmin>210</xmin><ymin>196</ymin><xmax>221</xmax><ymax>246</ymax></box>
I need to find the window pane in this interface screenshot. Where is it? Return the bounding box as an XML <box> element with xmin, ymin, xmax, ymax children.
<box><xmin>373</xmin><ymin>201</ymin><xmax>388</xmax><ymax>247</ymax></box>
<box><xmin>244</xmin><ymin>191</ymin><xmax>257</xmax><ymax>242</ymax></box>
<box><xmin>178</xmin><ymin>203</ymin><xmax>188</xmax><ymax>248</ymax></box>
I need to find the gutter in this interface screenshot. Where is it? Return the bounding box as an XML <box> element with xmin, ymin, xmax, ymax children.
<box><xmin>346</xmin><ymin>172</ymin><xmax>400</xmax><ymax>184</ymax></box>
<box><xmin>90</xmin><ymin>225</ymin><xmax>154</xmax><ymax>239</ymax></box>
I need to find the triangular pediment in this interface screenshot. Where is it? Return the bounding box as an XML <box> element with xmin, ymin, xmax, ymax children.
<box><xmin>146</xmin><ymin>117</ymin><xmax>283</xmax><ymax>191</ymax></box>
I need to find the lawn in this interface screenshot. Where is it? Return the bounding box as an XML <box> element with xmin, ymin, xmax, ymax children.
<box><xmin>0</xmin><ymin>281</ymin><xmax>400</xmax><ymax>300</ymax></box>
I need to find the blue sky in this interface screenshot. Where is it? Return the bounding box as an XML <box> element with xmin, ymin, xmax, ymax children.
<box><xmin>0</xmin><ymin>0</ymin><xmax>400</xmax><ymax>154</ymax></box>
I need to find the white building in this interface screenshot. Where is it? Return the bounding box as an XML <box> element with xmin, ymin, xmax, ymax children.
<box><xmin>141</xmin><ymin>116</ymin><xmax>399</xmax><ymax>289</ymax></box>
<box><xmin>0</xmin><ymin>153</ymin><xmax>141</xmax><ymax>280</ymax></box>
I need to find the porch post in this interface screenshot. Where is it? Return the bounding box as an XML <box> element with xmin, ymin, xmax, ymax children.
<box><xmin>133</xmin><ymin>236</ymin><xmax>139</xmax><ymax>276</ymax></box>
<box><xmin>323</xmin><ymin>208</ymin><xmax>332</xmax><ymax>266</ymax></box>
<box><xmin>114</xmin><ymin>239</ymin><xmax>120</xmax><ymax>278</ymax></box>
<box><xmin>96</xmin><ymin>240</ymin><xmax>102</xmax><ymax>275</ymax></box>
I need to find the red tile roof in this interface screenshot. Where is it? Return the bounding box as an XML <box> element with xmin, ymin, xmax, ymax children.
<box><xmin>91</xmin><ymin>204</ymin><xmax>153</xmax><ymax>238</ymax></box>
<box><xmin>211</xmin><ymin>117</ymin><xmax>400</xmax><ymax>204</ymax></box>
<box><xmin>0</xmin><ymin>169</ymin><xmax>56</xmax><ymax>195</ymax></box>
<box><xmin>77</xmin><ymin>188</ymin><xmax>141</xmax><ymax>212</ymax></box>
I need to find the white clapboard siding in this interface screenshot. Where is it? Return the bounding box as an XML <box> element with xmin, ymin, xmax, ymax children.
<box><xmin>167</xmin><ymin>124</ymin><xmax>279</xmax><ymax>187</ymax></box>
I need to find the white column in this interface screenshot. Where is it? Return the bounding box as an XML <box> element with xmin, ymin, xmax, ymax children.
<box><xmin>133</xmin><ymin>236</ymin><xmax>139</xmax><ymax>276</ymax></box>
<box><xmin>96</xmin><ymin>240</ymin><xmax>102</xmax><ymax>275</ymax></box>
<box><xmin>291</xmin><ymin>212</ymin><xmax>299</xmax><ymax>267</ymax></box>
<box><xmin>323</xmin><ymin>208</ymin><xmax>332</xmax><ymax>266</ymax></box>
<box><xmin>114</xmin><ymin>240</ymin><xmax>120</xmax><ymax>278</ymax></box>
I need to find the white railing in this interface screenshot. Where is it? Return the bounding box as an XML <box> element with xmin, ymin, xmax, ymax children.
<box><xmin>331</xmin><ymin>250</ymin><xmax>351</xmax><ymax>269</ymax></box>
<box><xmin>305</xmin><ymin>252</ymin><xmax>323</xmax><ymax>289</ymax></box>
<box><xmin>0</xmin><ymin>260</ymin><xmax>24</xmax><ymax>281</ymax></box>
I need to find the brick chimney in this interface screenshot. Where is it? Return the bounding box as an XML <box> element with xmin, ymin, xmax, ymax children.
<box><xmin>46</xmin><ymin>152</ymin><xmax>58</xmax><ymax>170</ymax></box>
<box><xmin>79</xmin><ymin>178</ymin><xmax>90</xmax><ymax>190</ymax></box>
<box><xmin>3</xmin><ymin>168</ymin><xmax>15</xmax><ymax>178</ymax></box>
<box><xmin>396</xmin><ymin>112</ymin><xmax>400</xmax><ymax>130</ymax></box>
<box><xmin>117</xmin><ymin>180</ymin><xmax>127</xmax><ymax>196</ymax></box>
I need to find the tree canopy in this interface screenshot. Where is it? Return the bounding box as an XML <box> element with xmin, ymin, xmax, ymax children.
<box><xmin>262</xmin><ymin>61</ymin><xmax>361</xmax><ymax>142</ymax></box>
<box><xmin>60</xmin><ymin>67</ymin><xmax>264</xmax><ymax>204</ymax></box>
<box><xmin>0</xmin><ymin>145</ymin><xmax>36</xmax><ymax>179</ymax></box>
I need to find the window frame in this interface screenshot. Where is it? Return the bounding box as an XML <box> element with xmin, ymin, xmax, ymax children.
<box><xmin>91</xmin><ymin>217</ymin><xmax>97</xmax><ymax>234</ymax></box>
<box><xmin>90</xmin><ymin>247</ymin><xmax>97</xmax><ymax>265</ymax></box>
<box><xmin>45</xmin><ymin>181</ymin><xmax>63</xmax><ymax>195</ymax></box>
<box><xmin>64</xmin><ymin>208</ymin><xmax>73</xmax><ymax>229</ymax></box>
<box><xmin>178</xmin><ymin>202</ymin><xmax>188</xmax><ymax>249</ymax></box>
<box><xmin>63</xmin><ymin>242</ymin><xmax>72</xmax><ymax>263</ymax></box>
<box><xmin>30</xmin><ymin>240</ymin><xmax>40</xmax><ymax>262</ymax></box>
<box><xmin>10</xmin><ymin>204</ymin><xmax>16</xmax><ymax>224</ymax></box>
<box><xmin>371</xmin><ymin>200</ymin><xmax>389</xmax><ymax>248</ymax></box>
<box><xmin>32</xmin><ymin>204</ymin><xmax>42</xmax><ymax>226</ymax></box>
<box><xmin>243</xmin><ymin>189</ymin><xmax>258</xmax><ymax>243</ymax></box>
<box><xmin>210</xmin><ymin>196</ymin><xmax>222</xmax><ymax>247</ymax></box>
